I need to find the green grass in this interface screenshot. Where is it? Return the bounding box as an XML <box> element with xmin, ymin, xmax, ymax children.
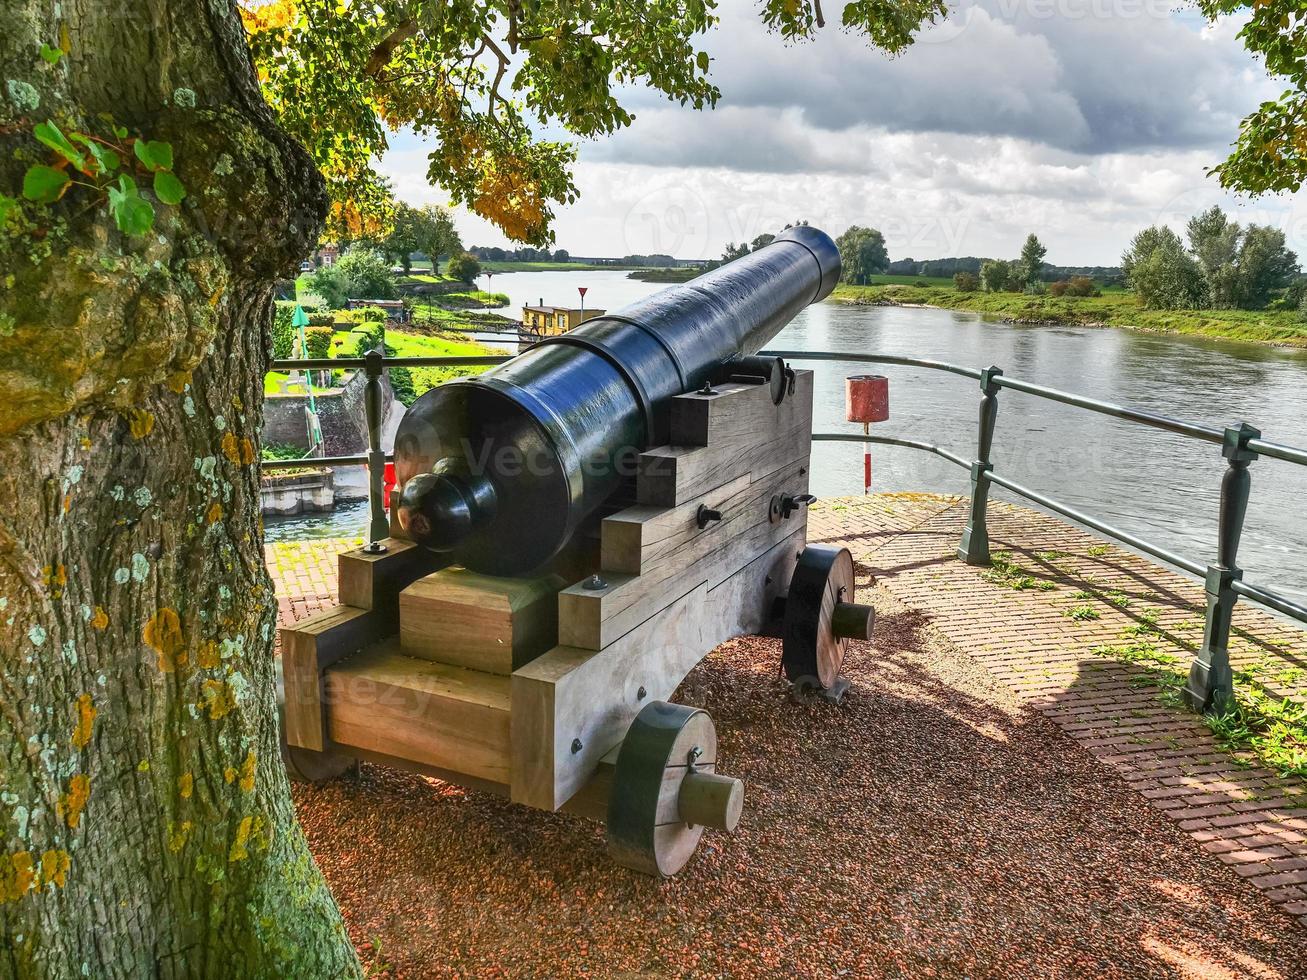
<box><xmin>859</xmin><ymin>273</ymin><xmax>955</xmax><ymax>287</ymax></box>
<box><xmin>264</xmin><ymin>374</ymin><xmax>337</xmax><ymax>396</ymax></box>
<box><xmin>830</xmin><ymin>283</ymin><xmax>1307</xmax><ymax>347</ymax></box>
<box><xmin>1065</xmin><ymin>604</ymin><xmax>1101</xmax><ymax>621</ymax></box>
<box><xmin>264</xmin><ymin>324</ymin><xmax>500</xmax><ymax>400</ymax></box>
<box><xmin>1093</xmin><ymin>630</ymin><xmax>1307</xmax><ymax>778</ymax></box>
<box><xmin>382</xmin><ymin>328</ymin><xmax>498</xmax><ymax>396</ymax></box>
<box><xmin>982</xmin><ymin>551</ymin><xmax>1058</xmax><ymax>592</ymax></box>
<box><xmin>431</xmin><ymin>289</ymin><xmax>510</xmax><ymax>309</ymax></box>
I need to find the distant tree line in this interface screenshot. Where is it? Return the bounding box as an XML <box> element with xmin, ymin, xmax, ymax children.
<box><xmin>888</xmin><ymin>255</ymin><xmax>1122</xmax><ymax>283</ymax></box>
<box><xmin>1122</xmin><ymin>207</ymin><xmax>1299</xmax><ymax>311</ymax></box>
<box><xmin>469</xmin><ymin>244</ymin><xmax>572</xmax><ymax>262</ymax></box>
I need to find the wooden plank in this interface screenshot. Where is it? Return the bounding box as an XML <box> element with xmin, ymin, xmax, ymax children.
<box><xmin>638</xmin><ymin>371</ymin><xmax>813</xmax><ymax>507</ymax></box>
<box><xmin>559</xmin><ymin>454</ymin><xmax>810</xmax><ymax>650</ymax></box>
<box><xmin>325</xmin><ymin>640</ymin><xmax>512</xmax><ymax>784</ymax></box>
<box><xmin>279</xmin><ymin>605</ymin><xmax>384</xmax><ymax>752</ymax></box>
<box><xmin>343</xmin><ymin>746</ymin><xmax>510</xmax><ymax>800</ymax></box>
<box><xmin>338</xmin><ymin>538</ymin><xmax>442</xmax><ymax>621</ymax></box>
<box><xmin>399</xmin><ymin>568</ymin><xmax>563</xmax><ymax>674</ymax></box>
<box><xmin>511</xmin><ymin>530</ymin><xmax>801</xmax><ymax>811</ymax></box>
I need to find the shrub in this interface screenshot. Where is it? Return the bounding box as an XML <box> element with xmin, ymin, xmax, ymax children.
<box><xmin>262</xmin><ymin>441</ymin><xmax>307</xmax><ymax>462</ymax></box>
<box><xmin>303</xmin><ymin>326</ymin><xmax>334</xmax><ymax>359</ymax></box>
<box><xmin>352</xmin><ymin>322</ymin><xmax>385</xmax><ymax>358</ymax></box>
<box><xmin>304</xmin><ymin>264</ymin><xmax>350</xmax><ymax>308</ymax></box>
<box><xmin>953</xmin><ymin>271</ymin><xmax>979</xmax><ymax>292</ymax></box>
<box><xmin>980</xmin><ymin>259</ymin><xmax>1015</xmax><ymax>293</ymax></box>
<box><xmin>382</xmin><ymin>341</ymin><xmax>418</xmax><ymax>405</ymax></box>
<box><xmin>447</xmin><ymin>251</ymin><xmax>482</xmax><ymax>283</ymax></box>
<box><xmin>334</xmin><ymin>248</ymin><xmax>398</xmax><ymax>301</ymax></box>
<box><xmin>271</xmin><ymin>302</ymin><xmax>296</xmax><ymax>359</ymax></box>
<box><xmin>1067</xmin><ymin>275</ymin><xmax>1095</xmax><ymax>297</ymax></box>
<box><xmin>1048</xmin><ymin>280</ymin><xmax>1070</xmax><ymax>297</ymax></box>
<box><xmin>389</xmin><ymin>366</ymin><xmax>417</xmax><ymax>406</ymax></box>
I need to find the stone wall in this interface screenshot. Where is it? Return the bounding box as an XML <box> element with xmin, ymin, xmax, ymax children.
<box><xmin>263</xmin><ymin>369</ymin><xmax>394</xmax><ymax>456</ymax></box>
<box><xmin>260</xmin><ymin>469</ymin><xmax>334</xmax><ymax>516</ymax></box>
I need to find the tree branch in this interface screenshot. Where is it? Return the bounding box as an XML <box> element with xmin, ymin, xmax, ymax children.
<box><xmin>365</xmin><ymin>19</ymin><xmax>420</xmax><ymax>77</ymax></box>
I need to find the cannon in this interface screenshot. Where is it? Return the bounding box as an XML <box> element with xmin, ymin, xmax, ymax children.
<box><xmin>393</xmin><ymin>225</ymin><xmax>842</xmax><ymax>574</ymax></box>
<box><xmin>278</xmin><ymin>226</ymin><xmax>876</xmax><ymax>876</ymax></box>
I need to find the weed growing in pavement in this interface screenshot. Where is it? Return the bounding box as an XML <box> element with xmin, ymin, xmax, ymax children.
<box><xmin>1087</xmin><ymin>544</ymin><xmax>1111</xmax><ymax>557</ymax></box>
<box><xmin>983</xmin><ymin>551</ymin><xmax>1058</xmax><ymax>592</ymax></box>
<box><xmin>1066</xmin><ymin>605</ymin><xmax>1101</xmax><ymax>621</ymax></box>
<box><xmin>1092</xmin><ymin>632</ymin><xmax>1307</xmax><ymax>779</ymax></box>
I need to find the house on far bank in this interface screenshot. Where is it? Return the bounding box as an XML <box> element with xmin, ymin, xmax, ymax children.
<box><xmin>313</xmin><ymin>244</ymin><xmax>340</xmax><ymax>267</ymax></box>
<box><xmin>521</xmin><ymin>302</ymin><xmax>605</xmax><ymax>336</ymax></box>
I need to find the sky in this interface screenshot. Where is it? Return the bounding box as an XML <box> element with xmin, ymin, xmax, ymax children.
<box><xmin>378</xmin><ymin>0</ymin><xmax>1306</xmax><ymax>266</ymax></box>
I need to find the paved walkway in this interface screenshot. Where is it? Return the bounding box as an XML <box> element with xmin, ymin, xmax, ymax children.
<box><xmin>266</xmin><ymin>493</ymin><xmax>1307</xmax><ymax>928</ymax></box>
<box><xmin>807</xmin><ymin>494</ymin><xmax>1307</xmax><ymax>925</ymax></box>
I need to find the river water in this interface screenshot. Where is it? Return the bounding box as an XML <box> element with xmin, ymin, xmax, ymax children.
<box><xmin>268</xmin><ymin>269</ymin><xmax>1307</xmax><ymax>605</ymax></box>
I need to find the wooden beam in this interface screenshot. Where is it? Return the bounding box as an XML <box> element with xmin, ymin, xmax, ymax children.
<box><xmin>559</xmin><ymin>454</ymin><xmax>810</xmax><ymax>650</ymax></box>
<box><xmin>325</xmin><ymin>641</ymin><xmax>512</xmax><ymax>785</ymax></box>
<box><xmin>338</xmin><ymin>537</ymin><xmax>442</xmax><ymax>622</ymax></box>
<box><xmin>280</xmin><ymin>605</ymin><xmax>383</xmax><ymax>752</ymax></box>
<box><xmin>511</xmin><ymin>530</ymin><xmax>801</xmax><ymax>811</ymax></box>
<box><xmin>638</xmin><ymin>371</ymin><xmax>813</xmax><ymax>507</ymax></box>
<box><xmin>398</xmin><ymin>568</ymin><xmax>563</xmax><ymax>674</ymax></box>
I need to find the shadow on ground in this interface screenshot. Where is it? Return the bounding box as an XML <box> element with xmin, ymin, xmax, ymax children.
<box><xmin>293</xmin><ymin>584</ymin><xmax>1307</xmax><ymax>979</ymax></box>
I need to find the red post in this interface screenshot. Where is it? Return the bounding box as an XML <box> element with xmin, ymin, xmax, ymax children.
<box><xmin>845</xmin><ymin>375</ymin><xmax>890</xmax><ymax>495</ymax></box>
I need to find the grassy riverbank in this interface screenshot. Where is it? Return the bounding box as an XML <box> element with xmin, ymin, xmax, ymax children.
<box><xmin>831</xmin><ymin>283</ymin><xmax>1307</xmax><ymax>348</ymax></box>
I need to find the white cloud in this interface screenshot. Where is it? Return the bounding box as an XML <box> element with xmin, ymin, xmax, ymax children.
<box><xmin>376</xmin><ymin>0</ymin><xmax>1305</xmax><ymax>265</ymax></box>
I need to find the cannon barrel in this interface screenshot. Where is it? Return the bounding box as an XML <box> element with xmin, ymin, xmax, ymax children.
<box><xmin>394</xmin><ymin>225</ymin><xmax>841</xmax><ymax>574</ymax></box>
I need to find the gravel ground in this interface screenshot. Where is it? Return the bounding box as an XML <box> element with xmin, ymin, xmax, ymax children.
<box><xmin>294</xmin><ymin>583</ymin><xmax>1307</xmax><ymax>978</ymax></box>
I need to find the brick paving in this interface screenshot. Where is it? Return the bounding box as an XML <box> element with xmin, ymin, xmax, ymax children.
<box><xmin>807</xmin><ymin>493</ymin><xmax>1307</xmax><ymax>925</ymax></box>
<box><xmin>266</xmin><ymin>493</ymin><xmax>1307</xmax><ymax>925</ymax></box>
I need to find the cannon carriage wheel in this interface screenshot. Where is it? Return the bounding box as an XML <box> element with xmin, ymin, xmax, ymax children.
<box><xmin>781</xmin><ymin>544</ymin><xmax>875</xmax><ymax>700</ymax></box>
<box><xmin>606</xmin><ymin>701</ymin><xmax>745</xmax><ymax>876</ymax></box>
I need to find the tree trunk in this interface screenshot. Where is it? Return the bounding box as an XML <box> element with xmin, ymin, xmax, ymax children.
<box><xmin>0</xmin><ymin>2</ymin><xmax>359</xmax><ymax>975</ymax></box>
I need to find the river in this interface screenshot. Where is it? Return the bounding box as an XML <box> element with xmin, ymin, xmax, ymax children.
<box><xmin>268</xmin><ymin>269</ymin><xmax>1307</xmax><ymax>605</ymax></box>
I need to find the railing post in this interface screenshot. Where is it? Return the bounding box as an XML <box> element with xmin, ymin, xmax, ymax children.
<box><xmin>1183</xmin><ymin>422</ymin><xmax>1259</xmax><ymax>713</ymax></box>
<box><xmin>363</xmin><ymin>347</ymin><xmax>390</xmax><ymax>548</ymax></box>
<box><xmin>957</xmin><ymin>365</ymin><xmax>1002</xmax><ymax>565</ymax></box>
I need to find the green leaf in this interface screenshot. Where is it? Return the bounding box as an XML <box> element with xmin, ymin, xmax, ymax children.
<box><xmin>113</xmin><ymin>124</ymin><xmax>129</xmax><ymax>139</ymax></box>
<box><xmin>133</xmin><ymin>139</ymin><xmax>173</xmax><ymax>172</ymax></box>
<box><xmin>22</xmin><ymin>164</ymin><xmax>70</xmax><ymax>203</ymax></box>
<box><xmin>71</xmin><ymin>134</ymin><xmax>120</xmax><ymax>175</ymax></box>
<box><xmin>39</xmin><ymin>43</ymin><xmax>63</xmax><ymax>65</ymax></box>
<box><xmin>153</xmin><ymin>170</ymin><xmax>186</xmax><ymax>205</ymax></box>
<box><xmin>33</xmin><ymin>121</ymin><xmax>84</xmax><ymax>170</ymax></box>
<box><xmin>107</xmin><ymin>175</ymin><xmax>154</xmax><ymax>235</ymax></box>
<box><xmin>696</xmin><ymin>51</ymin><xmax>709</xmax><ymax>72</ymax></box>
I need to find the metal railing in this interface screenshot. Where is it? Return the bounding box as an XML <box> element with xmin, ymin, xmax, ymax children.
<box><xmin>766</xmin><ymin>348</ymin><xmax>1307</xmax><ymax>714</ymax></box>
<box><xmin>266</xmin><ymin>346</ymin><xmax>1307</xmax><ymax>713</ymax></box>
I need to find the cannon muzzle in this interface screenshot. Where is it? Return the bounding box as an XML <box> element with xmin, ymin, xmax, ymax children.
<box><xmin>394</xmin><ymin>225</ymin><xmax>841</xmax><ymax>574</ymax></box>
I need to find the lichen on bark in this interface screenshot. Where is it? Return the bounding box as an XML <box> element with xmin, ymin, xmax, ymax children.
<box><xmin>0</xmin><ymin>1</ymin><xmax>358</xmax><ymax>975</ymax></box>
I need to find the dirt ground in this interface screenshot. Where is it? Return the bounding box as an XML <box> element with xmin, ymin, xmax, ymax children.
<box><xmin>294</xmin><ymin>584</ymin><xmax>1307</xmax><ymax>978</ymax></box>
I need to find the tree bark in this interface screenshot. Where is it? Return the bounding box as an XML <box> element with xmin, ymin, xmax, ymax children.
<box><xmin>0</xmin><ymin>2</ymin><xmax>359</xmax><ymax>975</ymax></box>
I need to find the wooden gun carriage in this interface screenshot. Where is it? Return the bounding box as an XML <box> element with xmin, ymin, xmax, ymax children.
<box><xmin>277</xmin><ymin>229</ymin><xmax>875</xmax><ymax>875</ymax></box>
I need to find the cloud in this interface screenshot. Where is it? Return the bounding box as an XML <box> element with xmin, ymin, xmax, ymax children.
<box><xmin>638</xmin><ymin>0</ymin><xmax>1270</xmax><ymax>156</ymax></box>
<box><xmin>376</xmin><ymin>0</ymin><xmax>1304</xmax><ymax>263</ymax></box>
